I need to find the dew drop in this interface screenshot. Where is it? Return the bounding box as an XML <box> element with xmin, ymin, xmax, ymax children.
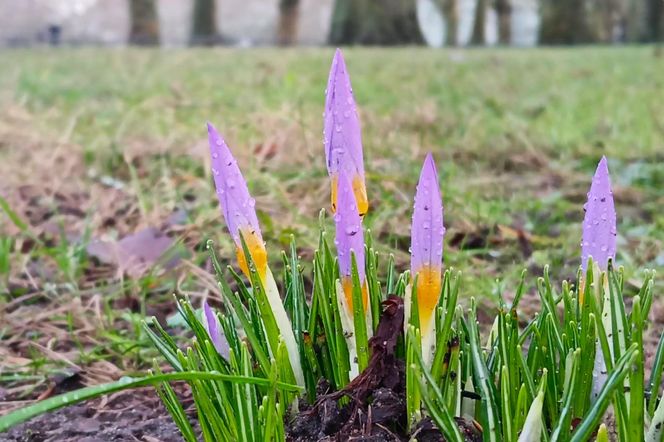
<box><xmin>216</xmin><ymin>139</ymin><xmax>223</xmax><ymax>146</ymax></box>
<box><xmin>212</xmin><ymin>168</ymin><xmax>219</xmax><ymax>176</ymax></box>
<box><xmin>212</xmin><ymin>152</ymin><xmax>218</xmax><ymax>159</ymax></box>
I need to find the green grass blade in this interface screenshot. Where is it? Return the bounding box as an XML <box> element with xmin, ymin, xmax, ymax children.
<box><xmin>350</xmin><ymin>252</ymin><xmax>369</xmax><ymax>372</ymax></box>
<box><xmin>467</xmin><ymin>299</ymin><xmax>502</xmax><ymax>442</ymax></box>
<box><xmin>570</xmin><ymin>344</ymin><xmax>638</xmax><ymax>442</ymax></box>
<box><xmin>648</xmin><ymin>331</ymin><xmax>664</xmax><ymax>418</ymax></box>
<box><xmin>0</xmin><ymin>371</ymin><xmax>301</xmax><ymax>432</ymax></box>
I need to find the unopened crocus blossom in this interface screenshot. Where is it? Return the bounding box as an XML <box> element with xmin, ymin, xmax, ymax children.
<box><xmin>207</xmin><ymin>122</ymin><xmax>304</xmax><ymax>387</ymax></box>
<box><xmin>581</xmin><ymin>157</ymin><xmax>620</xmax><ymax>402</ymax></box>
<box><xmin>202</xmin><ymin>301</ymin><xmax>229</xmax><ymax>357</ymax></box>
<box><xmin>207</xmin><ymin>123</ymin><xmax>267</xmax><ymax>282</ymax></box>
<box><xmin>324</xmin><ymin>49</ymin><xmax>368</xmax><ymax>216</ymax></box>
<box><xmin>334</xmin><ymin>170</ymin><xmax>367</xmax><ymax>312</ymax></box>
<box><xmin>581</xmin><ymin>156</ymin><xmax>616</xmax><ymax>273</ymax></box>
<box><xmin>406</xmin><ymin>153</ymin><xmax>445</xmax><ymax>365</ymax></box>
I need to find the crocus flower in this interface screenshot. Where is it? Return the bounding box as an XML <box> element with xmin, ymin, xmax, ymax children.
<box><xmin>202</xmin><ymin>300</ymin><xmax>229</xmax><ymax>357</ymax></box>
<box><xmin>334</xmin><ymin>170</ymin><xmax>367</xmax><ymax>313</ymax></box>
<box><xmin>207</xmin><ymin>122</ymin><xmax>304</xmax><ymax>387</ymax></box>
<box><xmin>208</xmin><ymin>123</ymin><xmax>267</xmax><ymax>282</ymax></box>
<box><xmin>324</xmin><ymin>49</ymin><xmax>368</xmax><ymax>216</ymax></box>
<box><xmin>407</xmin><ymin>153</ymin><xmax>445</xmax><ymax>365</ymax></box>
<box><xmin>581</xmin><ymin>156</ymin><xmax>616</xmax><ymax>273</ymax></box>
<box><xmin>581</xmin><ymin>157</ymin><xmax>620</xmax><ymax>402</ymax></box>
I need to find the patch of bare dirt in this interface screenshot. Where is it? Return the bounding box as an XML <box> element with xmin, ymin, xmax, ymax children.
<box><xmin>1</xmin><ymin>387</ymin><xmax>195</xmax><ymax>442</ymax></box>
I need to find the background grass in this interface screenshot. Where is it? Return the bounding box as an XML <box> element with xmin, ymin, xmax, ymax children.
<box><xmin>0</xmin><ymin>46</ymin><xmax>662</xmax><ymax>405</ymax></box>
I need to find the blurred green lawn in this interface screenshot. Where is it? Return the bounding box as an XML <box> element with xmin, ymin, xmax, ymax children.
<box><xmin>3</xmin><ymin>47</ymin><xmax>662</xmax><ymax>278</ymax></box>
<box><xmin>0</xmin><ymin>47</ymin><xmax>662</xmax><ymax>387</ymax></box>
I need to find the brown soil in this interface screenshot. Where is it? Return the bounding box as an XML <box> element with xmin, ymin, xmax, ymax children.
<box><xmin>1</xmin><ymin>387</ymin><xmax>195</xmax><ymax>442</ymax></box>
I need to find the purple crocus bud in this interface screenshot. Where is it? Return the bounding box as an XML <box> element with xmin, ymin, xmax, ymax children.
<box><xmin>202</xmin><ymin>301</ymin><xmax>229</xmax><ymax>357</ymax></box>
<box><xmin>410</xmin><ymin>153</ymin><xmax>445</xmax><ymax>329</ymax></box>
<box><xmin>334</xmin><ymin>169</ymin><xmax>366</xmax><ymax>312</ymax></box>
<box><xmin>207</xmin><ymin>123</ymin><xmax>268</xmax><ymax>280</ymax></box>
<box><xmin>324</xmin><ymin>49</ymin><xmax>368</xmax><ymax>216</ymax></box>
<box><xmin>581</xmin><ymin>156</ymin><xmax>616</xmax><ymax>272</ymax></box>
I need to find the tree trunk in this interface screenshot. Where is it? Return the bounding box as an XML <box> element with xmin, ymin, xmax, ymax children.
<box><xmin>442</xmin><ymin>0</ymin><xmax>458</xmax><ymax>46</ymax></box>
<box><xmin>277</xmin><ymin>0</ymin><xmax>300</xmax><ymax>45</ymax></box>
<box><xmin>328</xmin><ymin>0</ymin><xmax>424</xmax><ymax>45</ymax></box>
<box><xmin>470</xmin><ymin>0</ymin><xmax>486</xmax><ymax>45</ymax></box>
<box><xmin>647</xmin><ymin>0</ymin><xmax>664</xmax><ymax>41</ymax></box>
<box><xmin>191</xmin><ymin>0</ymin><xmax>217</xmax><ymax>45</ymax></box>
<box><xmin>539</xmin><ymin>0</ymin><xmax>596</xmax><ymax>44</ymax></box>
<box><xmin>495</xmin><ymin>0</ymin><xmax>511</xmax><ymax>45</ymax></box>
<box><xmin>129</xmin><ymin>0</ymin><xmax>159</xmax><ymax>45</ymax></box>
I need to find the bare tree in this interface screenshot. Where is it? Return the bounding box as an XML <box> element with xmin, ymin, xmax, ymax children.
<box><xmin>329</xmin><ymin>0</ymin><xmax>423</xmax><ymax>45</ymax></box>
<box><xmin>442</xmin><ymin>0</ymin><xmax>459</xmax><ymax>46</ymax></box>
<box><xmin>191</xmin><ymin>0</ymin><xmax>217</xmax><ymax>45</ymax></box>
<box><xmin>470</xmin><ymin>0</ymin><xmax>487</xmax><ymax>45</ymax></box>
<box><xmin>129</xmin><ymin>0</ymin><xmax>159</xmax><ymax>45</ymax></box>
<box><xmin>277</xmin><ymin>0</ymin><xmax>300</xmax><ymax>45</ymax></box>
<box><xmin>495</xmin><ymin>0</ymin><xmax>512</xmax><ymax>44</ymax></box>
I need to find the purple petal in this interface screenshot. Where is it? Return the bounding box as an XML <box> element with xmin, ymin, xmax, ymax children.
<box><xmin>324</xmin><ymin>49</ymin><xmax>365</xmax><ymax>180</ymax></box>
<box><xmin>581</xmin><ymin>156</ymin><xmax>616</xmax><ymax>271</ymax></box>
<box><xmin>207</xmin><ymin>123</ymin><xmax>262</xmax><ymax>245</ymax></box>
<box><xmin>334</xmin><ymin>170</ymin><xmax>365</xmax><ymax>282</ymax></box>
<box><xmin>411</xmin><ymin>153</ymin><xmax>445</xmax><ymax>275</ymax></box>
<box><xmin>202</xmin><ymin>301</ymin><xmax>230</xmax><ymax>357</ymax></box>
